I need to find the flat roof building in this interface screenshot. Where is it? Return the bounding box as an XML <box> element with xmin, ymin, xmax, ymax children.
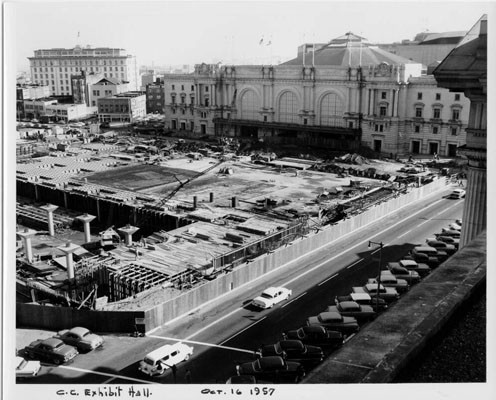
<box><xmin>97</xmin><ymin>91</ymin><xmax>146</xmax><ymax>124</ymax></box>
<box><xmin>29</xmin><ymin>45</ymin><xmax>139</xmax><ymax>97</ymax></box>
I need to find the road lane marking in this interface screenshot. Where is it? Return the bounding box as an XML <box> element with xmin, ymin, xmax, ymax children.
<box><xmin>281</xmin><ymin>198</ymin><xmax>447</xmax><ymax>288</ymax></box>
<box><xmin>318</xmin><ymin>274</ymin><xmax>338</xmax><ymax>286</ymax></box>
<box><xmin>59</xmin><ymin>366</ymin><xmax>153</xmax><ymax>384</ymax></box>
<box><xmin>219</xmin><ymin>316</ymin><xmax>267</xmax><ymax>345</ymax></box>
<box><xmin>184</xmin><ymin>307</ymin><xmax>243</xmax><ymax>340</ymax></box>
<box><xmin>344</xmin><ymin>333</ymin><xmax>356</xmax><ymax>344</ymax></box>
<box><xmin>398</xmin><ymin>229</ymin><xmax>413</xmax><ymax>238</ymax></box>
<box><xmin>346</xmin><ymin>259</ymin><xmax>363</xmax><ymax>269</ymax></box>
<box><xmin>281</xmin><ymin>292</ymin><xmax>306</xmax><ymax>308</ymax></box>
<box><xmin>148</xmin><ymin>335</ymin><xmax>255</xmax><ymax>354</ymax></box>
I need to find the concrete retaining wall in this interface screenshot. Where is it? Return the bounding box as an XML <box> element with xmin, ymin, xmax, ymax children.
<box><xmin>16</xmin><ymin>302</ymin><xmax>144</xmax><ymax>333</ymax></box>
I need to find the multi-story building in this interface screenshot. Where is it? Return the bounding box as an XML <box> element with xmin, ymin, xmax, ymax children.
<box><xmin>88</xmin><ymin>77</ymin><xmax>128</xmax><ymax>107</ymax></box>
<box><xmin>16</xmin><ymin>84</ymin><xmax>51</xmax><ymax>119</ymax></box>
<box><xmin>97</xmin><ymin>92</ymin><xmax>146</xmax><ymax>123</ymax></box>
<box><xmin>140</xmin><ymin>70</ymin><xmax>156</xmax><ymax>91</ymax></box>
<box><xmin>162</xmin><ymin>32</ymin><xmax>469</xmax><ymax>156</ymax></box>
<box><xmin>28</xmin><ymin>45</ymin><xmax>138</xmax><ymax>96</ymax></box>
<box><xmin>45</xmin><ymin>103</ymin><xmax>93</xmax><ymax>123</ymax></box>
<box><xmin>23</xmin><ymin>98</ymin><xmax>58</xmax><ymax>120</ymax></box>
<box><xmin>71</xmin><ymin>71</ymin><xmax>103</xmax><ymax>106</ymax></box>
<box><xmin>145</xmin><ymin>82</ymin><xmax>165</xmax><ymax>114</ymax></box>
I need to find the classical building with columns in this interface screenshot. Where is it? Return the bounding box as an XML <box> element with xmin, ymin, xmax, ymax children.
<box><xmin>433</xmin><ymin>15</ymin><xmax>487</xmax><ymax>247</ymax></box>
<box><xmin>163</xmin><ymin>32</ymin><xmax>470</xmax><ymax>156</ymax></box>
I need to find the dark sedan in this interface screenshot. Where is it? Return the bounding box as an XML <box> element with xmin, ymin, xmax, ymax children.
<box><xmin>335</xmin><ymin>293</ymin><xmax>388</xmax><ymax>312</ymax></box>
<box><xmin>306</xmin><ymin>311</ymin><xmax>359</xmax><ymax>335</ymax></box>
<box><xmin>259</xmin><ymin>340</ymin><xmax>324</xmax><ymax>366</ymax></box>
<box><xmin>236</xmin><ymin>356</ymin><xmax>305</xmax><ymax>383</ymax></box>
<box><xmin>25</xmin><ymin>338</ymin><xmax>78</xmax><ymax>365</ymax></box>
<box><xmin>327</xmin><ymin>301</ymin><xmax>376</xmax><ymax>322</ymax></box>
<box><xmin>282</xmin><ymin>326</ymin><xmax>344</xmax><ymax>349</ymax></box>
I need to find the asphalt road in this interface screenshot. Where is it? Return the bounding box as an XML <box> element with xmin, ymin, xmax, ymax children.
<box><xmin>17</xmin><ymin>185</ymin><xmax>463</xmax><ymax>384</ymax></box>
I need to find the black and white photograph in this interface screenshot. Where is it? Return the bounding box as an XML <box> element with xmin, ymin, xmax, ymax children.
<box><xmin>3</xmin><ymin>1</ymin><xmax>494</xmax><ymax>399</ymax></box>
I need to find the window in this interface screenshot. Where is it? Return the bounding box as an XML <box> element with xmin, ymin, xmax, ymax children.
<box><xmin>264</xmin><ymin>115</ymin><xmax>268</xmax><ymax>122</ymax></box>
<box><xmin>374</xmin><ymin>124</ymin><xmax>384</xmax><ymax>132</ymax></box>
<box><xmin>205</xmin><ymin>98</ymin><xmax>209</xmax><ymax>107</ymax></box>
<box><xmin>181</xmin><ymin>85</ymin><xmax>184</xmax><ymax>90</ymax></box>
<box><xmin>433</xmin><ymin>126</ymin><xmax>439</xmax><ymax>134</ymax></box>
<box><xmin>451</xmin><ymin>127</ymin><xmax>458</xmax><ymax>136</ymax></box>
<box><xmin>417</xmin><ymin>92</ymin><xmax>423</xmax><ymax>100</ymax></box>
<box><xmin>415</xmin><ymin>107</ymin><xmax>423</xmax><ymax>118</ymax></box>
<box><xmin>171</xmin><ymin>95</ymin><xmax>176</xmax><ymax>104</ymax></box>
<box><xmin>349</xmin><ymin>121</ymin><xmax>353</xmax><ymax>128</ymax></box>
<box><xmin>414</xmin><ymin>125</ymin><xmax>420</xmax><ymax>133</ymax></box>
<box><xmin>433</xmin><ymin>108</ymin><xmax>441</xmax><ymax>119</ymax></box>
<box><xmin>181</xmin><ymin>109</ymin><xmax>185</xmax><ymax>115</ymax></box>
<box><xmin>205</xmin><ymin>86</ymin><xmax>209</xmax><ymax>92</ymax></box>
<box><xmin>191</xmin><ymin>85</ymin><xmax>195</xmax><ymax>91</ymax></box>
<box><xmin>455</xmin><ymin>94</ymin><xmax>460</xmax><ymax>101</ymax></box>
<box><xmin>436</xmin><ymin>93</ymin><xmax>441</xmax><ymax>101</ymax></box>
<box><xmin>172</xmin><ymin>85</ymin><xmax>175</xmax><ymax>90</ymax></box>
<box><xmin>381</xmin><ymin>91</ymin><xmax>387</xmax><ymax>99</ymax></box>
<box><xmin>452</xmin><ymin>109</ymin><xmax>460</xmax><ymax>120</ymax></box>
<box><xmin>379</xmin><ymin>106</ymin><xmax>387</xmax><ymax>117</ymax></box>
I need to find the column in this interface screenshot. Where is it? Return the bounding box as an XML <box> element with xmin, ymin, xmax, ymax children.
<box><xmin>76</xmin><ymin>213</ymin><xmax>96</xmax><ymax>243</ymax></box>
<box><xmin>460</xmin><ymin>161</ymin><xmax>486</xmax><ymax>247</ymax></box>
<box><xmin>17</xmin><ymin>228</ymin><xmax>37</xmax><ymax>263</ymax></box>
<box><xmin>390</xmin><ymin>89</ymin><xmax>395</xmax><ymax>117</ymax></box>
<box><xmin>40</xmin><ymin>204</ymin><xmax>58</xmax><ymax>237</ymax></box>
<box><xmin>57</xmin><ymin>242</ymin><xmax>79</xmax><ymax>279</ymax></box>
<box><xmin>118</xmin><ymin>225</ymin><xmax>140</xmax><ymax>246</ymax></box>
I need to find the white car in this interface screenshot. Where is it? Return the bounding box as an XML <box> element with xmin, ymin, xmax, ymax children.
<box><xmin>16</xmin><ymin>356</ymin><xmax>41</xmax><ymax>378</ymax></box>
<box><xmin>251</xmin><ymin>287</ymin><xmax>292</xmax><ymax>309</ymax></box>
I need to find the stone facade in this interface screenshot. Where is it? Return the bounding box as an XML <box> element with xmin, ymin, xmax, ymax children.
<box><xmin>97</xmin><ymin>92</ymin><xmax>146</xmax><ymax>123</ymax></box>
<box><xmin>162</xmin><ymin>34</ymin><xmax>470</xmax><ymax>156</ymax></box>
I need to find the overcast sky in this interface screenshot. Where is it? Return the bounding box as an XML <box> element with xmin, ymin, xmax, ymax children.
<box><xmin>7</xmin><ymin>0</ymin><xmax>493</xmax><ymax>71</ymax></box>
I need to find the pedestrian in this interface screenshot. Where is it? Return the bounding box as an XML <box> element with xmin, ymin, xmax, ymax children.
<box><xmin>185</xmin><ymin>369</ymin><xmax>192</xmax><ymax>383</ymax></box>
<box><xmin>171</xmin><ymin>364</ymin><xmax>177</xmax><ymax>383</ymax></box>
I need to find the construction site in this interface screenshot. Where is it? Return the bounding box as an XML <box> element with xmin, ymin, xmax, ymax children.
<box><xmin>15</xmin><ymin>130</ymin><xmax>449</xmax><ymax>333</ymax></box>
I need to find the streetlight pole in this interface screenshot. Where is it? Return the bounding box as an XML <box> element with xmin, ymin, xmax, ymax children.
<box><xmin>368</xmin><ymin>240</ymin><xmax>384</xmax><ymax>311</ymax></box>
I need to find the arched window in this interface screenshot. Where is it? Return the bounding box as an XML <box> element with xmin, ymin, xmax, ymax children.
<box><xmin>320</xmin><ymin>93</ymin><xmax>343</xmax><ymax>126</ymax></box>
<box><xmin>279</xmin><ymin>91</ymin><xmax>298</xmax><ymax>123</ymax></box>
<box><xmin>240</xmin><ymin>90</ymin><xmax>258</xmax><ymax>120</ymax></box>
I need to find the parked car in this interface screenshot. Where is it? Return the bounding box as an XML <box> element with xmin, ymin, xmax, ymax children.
<box><xmin>425</xmin><ymin>239</ymin><xmax>457</xmax><ymax>256</ymax></box>
<box><xmin>15</xmin><ymin>356</ymin><xmax>41</xmax><ymax>378</ymax></box>
<box><xmin>259</xmin><ymin>340</ymin><xmax>324</xmax><ymax>366</ymax></box>
<box><xmin>392</xmin><ymin>260</ymin><xmax>431</xmax><ymax>277</ymax></box>
<box><xmin>226</xmin><ymin>375</ymin><xmax>257</xmax><ymax>384</ymax></box>
<box><xmin>139</xmin><ymin>342</ymin><xmax>194</xmax><ymax>376</ymax></box>
<box><xmin>352</xmin><ymin>283</ymin><xmax>399</xmax><ymax>303</ymax></box>
<box><xmin>405</xmin><ymin>247</ymin><xmax>442</xmax><ymax>267</ymax></box>
<box><xmin>448</xmin><ymin>189</ymin><xmax>465</xmax><ymax>199</ymax></box>
<box><xmin>306</xmin><ymin>311</ymin><xmax>359</xmax><ymax>335</ymax></box>
<box><xmin>368</xmin><ymin>272</ymin><xmax>409</xmax><ymax>294</ymax></box>
<box><xmin>386</xmin><ymin>263</ymin><xmax>421</xmax><ymax>284</ymax></box>
<box><xmin>435</xmin><ymin>235</ymin><xmax>460</xmax><ymax>249</ymax></box>
<box><xmin>448</xmin><ymin>222</ymin><xmax>462</xmax><ymax>231</ymax></box>
<box><xmin>439</xmin><ymin>229</ymin><xmax>461</xmax><ymax>238</ymax></box>
<box><xmin>412</xmin><ymin>245</ymin><xmax>448</xmax><ymax>263</ymax></box>
<box><xmin>236</xmin><ymin>356</ymin><xmax>305</xmax><ymax>383</ymax></box>
<box><xmin>54</xmin><ymin>326</ymin><xmax>104</xmax><ymax>352</ymax></box>
<box><xmin>326</xmin><ymin>301</ymin><xmax>376</xmax><ymax>322</ymax></box>
<box><xmin>335</xmin><ymin>293</ymin><xmax>388</xmax><ymax>312</ymax></box>
<box><xmin>25</xmin><ymin>338</ymin><xmax>78</xmax><ymax>365</ymax></box>
<box><xmin>251</xmin><ymin>287</ymin><xmax>292</xmax><ymax>309</ymax></box>
<box><xmin>282</xmin><ymin>325</ymin><xmax>344</xmax><ymax>349</ymax></box>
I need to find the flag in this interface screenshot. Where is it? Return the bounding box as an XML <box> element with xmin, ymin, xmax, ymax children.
<box><xmin>259</xmin><ymin>37</ymin><xmax>264</xmax><ymax>45</ymax></box>
<box><xmin>266</xmin><ymin>41</ymin><xmax>272</xmax><ymax>46</ymax></box>
<box><xmin>78</xmin><ymin>31</ymin><xmax>80</xmax><ymax>38</ymax></box>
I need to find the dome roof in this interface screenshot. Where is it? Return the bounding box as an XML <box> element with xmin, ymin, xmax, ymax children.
<box><xmin>282</xmin><ymin>32</ymin><xmax>417</xmax><ymax>67</ymax></box>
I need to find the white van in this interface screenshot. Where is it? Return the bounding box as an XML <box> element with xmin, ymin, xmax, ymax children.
<box><xmin>138</xmin><ymin>342</ymin><xmax>194</xmax><ymax>376</ymax></box>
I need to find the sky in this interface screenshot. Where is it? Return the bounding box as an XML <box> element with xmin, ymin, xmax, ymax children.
<box><xmin>7</xmin><ymin>0</ymin><xmax>493</xmax><ymax>71</ymax></box>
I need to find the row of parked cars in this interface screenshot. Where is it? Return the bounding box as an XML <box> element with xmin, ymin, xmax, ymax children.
<box><xmin>231</xmin><ymin>220</ymin><xmax>462</xmax><ymax>383</ymax></box>
<box><xmin>17</xmin><ymin>326</ymin><xmax>104</xmax><ymax>378</ymax></box>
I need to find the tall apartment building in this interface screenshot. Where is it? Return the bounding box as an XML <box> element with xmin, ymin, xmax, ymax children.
<box><xmin>146</xmin><ymin>81</ymin><xmax>165</xmax><ymax>114</ymax></box>
<box><xmin>28</xmin><ymin>45</ymin><xmax>138</xmax><ymax>96</ymax></box>
<box><xmin>162</xmin><ymin>32</ymin><xmax>469</xmax><ymax>156</ymax></box>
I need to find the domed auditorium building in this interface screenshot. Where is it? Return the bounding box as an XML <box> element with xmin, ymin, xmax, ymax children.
<box><xmin>163</xmin><ymin>32</ymin><xmax>469</xmax><ymax>156</ymax></box>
